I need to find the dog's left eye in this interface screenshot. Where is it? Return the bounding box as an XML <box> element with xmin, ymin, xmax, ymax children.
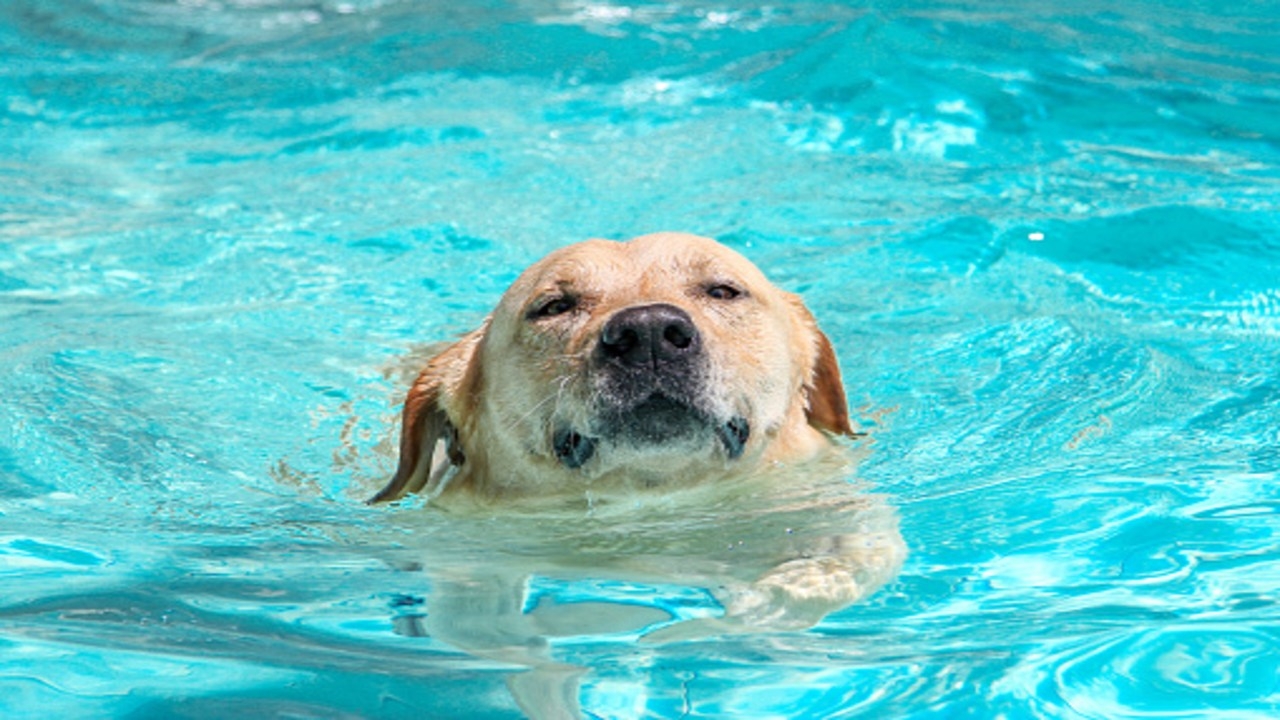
<box><xmin>705</xmin><ymin>283</ymin><xmax>743</xmax><ymax>300</ymax></box>
<box><xmin>529</xmin><ymin>295</ymin><xmax>578</xmax><ymax>319</ymax></box>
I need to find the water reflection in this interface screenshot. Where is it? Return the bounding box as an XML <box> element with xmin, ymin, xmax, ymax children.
<box><xmin>367</xmin><ymin>454</ymin><xmax>905</xmax><ymax>717</ymax></box>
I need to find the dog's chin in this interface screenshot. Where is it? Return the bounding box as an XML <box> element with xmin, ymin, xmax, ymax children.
<box><xmin>605</xmin><ymin>395</ymin><xmax>708</xmax><ymax>444</ymax></box>
<box><xmin>553</xmin><ymin>395</ymin><xmax>750</xmax><ymax>470</ymax></box>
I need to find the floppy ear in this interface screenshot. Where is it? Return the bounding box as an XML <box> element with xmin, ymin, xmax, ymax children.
<box><xmin>369</xmin><ymin>328</ymin><xmax>485</xmax><ymax>504</ymax></box>
<box><xmin>805</xmin><ymin>327</ymin><xmax>855</xmax><ymax>437</ymax></box>
<box><xmin>787</xmin><ymin>294</ymin><xmax>855</xmax><ymax>437</ymax></box>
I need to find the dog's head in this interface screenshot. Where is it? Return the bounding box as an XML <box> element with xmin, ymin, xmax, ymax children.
<box><xmin>371</xmin><ymin>232</ymin><xmax>853</xmax><ymax>502</ymax></box>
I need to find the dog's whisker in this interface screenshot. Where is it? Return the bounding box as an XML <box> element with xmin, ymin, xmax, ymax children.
<box><xmin>496</xmin><ymin>369</ymin><xmax>581</xmax><ymax>439</ymax></box>
<box><xmin>503</xmin><ymin>383</ymin><xmax>569</xmax><ymax>435</ymax></box>
<box><xmin>547</xmin><ymin>372</ymin><xmax>578</xmax><ymax>429</ymax></box>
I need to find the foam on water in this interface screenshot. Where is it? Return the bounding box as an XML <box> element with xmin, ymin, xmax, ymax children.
<box><xmin>2</xmin><ymin>1</ymin><xmax>1279</xmax><ymax>717</ymax></box>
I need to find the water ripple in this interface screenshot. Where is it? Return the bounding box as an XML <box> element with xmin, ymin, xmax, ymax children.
<box><xmin>1046</xmin><ymin>628</ymin><xmax>1280</xmax><ymax>718</ymax></box>
<box><xmin>3</xmin><ymin>1</ymin><xmax>1280</xmax><ymax>718</ymax></box>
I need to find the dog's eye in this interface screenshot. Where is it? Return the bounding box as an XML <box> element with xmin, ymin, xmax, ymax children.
<box><xmin>705</xmin><ymin>284</ymin><xmax>743</xmax><ymax>300</ymax></box>
<box><xmin>529</xmin><ymin>295</ymin><xmax>578</xmax><ymax>319</ymax></box>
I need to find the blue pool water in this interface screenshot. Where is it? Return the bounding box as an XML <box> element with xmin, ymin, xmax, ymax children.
<box><xmin>3</xmin><ymin>1</ymin><xmax>1280</xmax><ymax>717</ymax></box>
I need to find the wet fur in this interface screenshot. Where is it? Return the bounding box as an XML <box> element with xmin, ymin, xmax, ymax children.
<box><xmin>372</xmin><ymin>232</ymin><xmax>853</xmax><ymax>504</ymax></box>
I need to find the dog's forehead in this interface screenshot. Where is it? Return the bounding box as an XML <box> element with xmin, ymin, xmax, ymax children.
<box><xmin>625</xmin><ymin>233</ymin><xmax>766</xmax><ymax>280</ymax></box>
<box><xmin>507</xmin><ymin>233</ymin><xmax>770</xmax><ymax>298</ymax></box>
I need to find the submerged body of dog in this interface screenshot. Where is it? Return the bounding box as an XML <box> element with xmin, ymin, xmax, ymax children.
<box><xmin>370</xmin><ymin>233</ymin><xmax>905</xmax><ymax>718</ymax></box>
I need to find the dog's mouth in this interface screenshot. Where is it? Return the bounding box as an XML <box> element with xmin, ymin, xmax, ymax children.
<box><xmin>552</xmin><ymin>395</ymin><xmax>750</xmax><ymax>468</ymax></box>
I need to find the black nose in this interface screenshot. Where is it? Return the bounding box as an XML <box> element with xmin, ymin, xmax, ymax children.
<box><xmin>598</xmin><ymin>303</ymin><xmax>701</xmax><ymax>369</ymax></box>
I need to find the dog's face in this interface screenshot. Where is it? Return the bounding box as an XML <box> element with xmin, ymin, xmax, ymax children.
<box><xmin>372</xmin><ymin>232</ymin><xmax>853</xmax><ymax>502</ymax></box>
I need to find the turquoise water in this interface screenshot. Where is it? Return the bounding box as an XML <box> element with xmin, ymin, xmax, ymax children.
<box><xmin>3</xmin><ymin>1</ymin><xmax>1280</xmax><ymax>717</ymax></box>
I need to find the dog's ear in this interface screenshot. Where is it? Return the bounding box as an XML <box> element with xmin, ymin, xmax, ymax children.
<box><xmin>787</xmin><ymin>295</ymin><xmax>855</xmax><ymax>437</ymax></box>
<box><xmin>805</xmin><ymin>327</ymin><xmax>855</xmax><ymax>437</ymax></box>
<box><xmin>369</xmin><ymin>327</ymin><xmax>485</xmax><ymax>504</ymax></box>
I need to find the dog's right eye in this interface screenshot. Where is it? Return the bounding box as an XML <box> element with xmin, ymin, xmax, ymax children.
<box><xmin>705</xmin><ymin>283</ymin><xmax>743</xmax><ymax>300</ymax></box>
<box><xmin>528</xmin><ymin>295</ymin><xmax>578</xmax><ymax>320</ymax></box>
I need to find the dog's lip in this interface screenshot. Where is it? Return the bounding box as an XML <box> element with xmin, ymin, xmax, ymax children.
<box><xmin>553</xmin><ymin>427</ymin><xmax>596</xmax><ymax>468</ymax></box>
<box><xmin>554</xmin><ymin>400</ymin><xmax>751</xmax><ymax>469</ymax></box>
<box><xmin>715</xmin><ymin>415</ymin><xmax>751</xmax><ymax>459</ymax></box>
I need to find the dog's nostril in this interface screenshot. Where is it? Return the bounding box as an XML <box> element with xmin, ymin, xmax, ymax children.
<box><xmin>663</xmin><ymin>322</ymin><xmax>693</xmax><ymax>350</ymax></box>
<box><xmin>601</xmin><ymin>327</ymin><xmax>639</xmax><ymax>358</ymax></box>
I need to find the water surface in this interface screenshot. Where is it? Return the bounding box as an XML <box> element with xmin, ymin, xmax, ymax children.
<box><xmin>2</xmin><ymin>1</ymin><xmax>1279</xmax><ymax>717</ymax></box>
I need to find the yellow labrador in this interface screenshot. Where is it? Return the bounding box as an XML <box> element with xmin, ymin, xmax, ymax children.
<box><xmin>371</xmin><ymin>231</ymin><xmax>855</xmax><ymax>504</ymax></box>
<box><xmin>367</xmin><ymin>232</ymin><xmax>903</xmax><ymax>718</ymax></box>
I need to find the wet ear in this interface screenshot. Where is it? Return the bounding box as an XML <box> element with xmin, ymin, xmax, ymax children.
<box><xmin>369</xmin><ymin>328</ymin><xmax>485</xmax><ymax>504</ymax></box>
<box><xmin>788</xmin><ymin>295</ymin><xmax>855</xmax><ymax>437</ymax></box>
<box><xmin>806</xmin><ymin>327</ymin><xmax>855</xmax><ymax>436</ymax></box>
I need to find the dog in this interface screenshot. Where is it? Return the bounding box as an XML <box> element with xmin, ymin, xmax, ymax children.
<box><xmin>371</xmin><ymin>231</ymin><xmax>856</xmax><ymax>505</ymax></box>
<box><xmin>367</xmin><ymin>232</ymin><xmax>904</xmax><ymax>718</ymax></box>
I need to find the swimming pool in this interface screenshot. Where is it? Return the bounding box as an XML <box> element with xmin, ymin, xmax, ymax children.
<box><xmin>3</xmin><ymin>0</ymin><xmax>1279</xmax><ymax>717</ymax></box>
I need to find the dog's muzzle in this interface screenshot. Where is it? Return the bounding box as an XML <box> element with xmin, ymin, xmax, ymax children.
<box><xmin>548</xmin><ymin>303</ymin><xmax>752</xmax><ymax>469</ymax></box>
